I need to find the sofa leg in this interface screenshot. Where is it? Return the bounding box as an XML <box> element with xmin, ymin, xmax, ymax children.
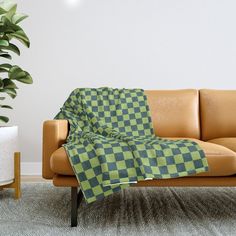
<box><xmin>71</xmin><ymin>187</ymin><xmax>83</xmax><ymax>227</ymax></box>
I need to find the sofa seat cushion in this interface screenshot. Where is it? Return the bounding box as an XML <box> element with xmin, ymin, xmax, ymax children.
<box><xmin>168</xmin><ymin>138</ymin><xmax>236</xmax><ymax>176</ymax></box>
<box><xmin>208</xmin><ymin>138</ymin><xmax>236</xmax><ymax>152</ymax></box>
<box><xmin>50</xmin><ymin>138</ymin><xmax>236</xmax><ymax>177</ymax></box>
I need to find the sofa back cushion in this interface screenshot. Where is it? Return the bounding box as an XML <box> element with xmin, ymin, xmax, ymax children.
<box><xmin>145</xmin><ymin>89</ymin><xmax>200</xmax><ymax>139</ymax></box>
<box><xmin>200</xmin><ymin>89</ymin><xmax>236</xmax><ymax>141</ymax></box>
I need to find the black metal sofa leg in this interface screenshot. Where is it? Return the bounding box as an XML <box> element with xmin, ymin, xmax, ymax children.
<box><xmin>71</xmin><ymin>187</ymin><xmax>83</xmax><ymax>227</ymax></box>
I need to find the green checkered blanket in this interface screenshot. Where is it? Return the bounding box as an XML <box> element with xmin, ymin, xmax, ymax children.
<box><xmin>55</xmin><ymin>87</ymin><xmax>208</xmax><ymax>203</ymax></box>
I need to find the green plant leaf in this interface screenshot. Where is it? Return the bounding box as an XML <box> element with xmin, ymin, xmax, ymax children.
<box><xmin>0</xmin><ymin>63</ymin><xmax>12</xmax><ymax>69</ymax></box>
<box><xmin>12</xmin><ymin>13</ymin><xmax>28</xmax><ymax>24</ymax></box>
<box><xmin>0</xmin><ymin>1</ymin><xmax>16</xmax><ymax>11</ymax></box>
<box><xmin>0</xmin><ymin>7</ymin><xmax>7</xmax><ymax>15</ymax></box>
<box><xmin>0</xmin><ymin>104</ymin><xmax>12</xmax><ymax>109</ymax></box>
<box><xmin>0</xmin><ymin>25</ymin><xmax>12</xmax><ymax>34</ymax></box>
<box><xmin>0</xmin><ymin>78</ymin><xmax>2</xmax><ymax>87</ymax></box>
<box><xmin>9</xmin><ymin>65</ymin><xmax>21</xmax><ymax>79</ymax></box>
<box><xmin>0</xmin><ymin>67</ymin><xmax>9</xmax><ymax>73</ymax></box>
<box><xmin>0</xmin><ymin>53</ymin><xmax>11</xmax><ymax>59</ymax></box>
<box><xmin>9</xmin><ymin>66</ymin><xmax>33</xmax><ymax>84</ymax></box>
<box><xmin>5</xmin><ymin>4</ymin><xmax>17</xmax><ymax>21</ymax></box>
<box><xmin>0</xmin><ymin>115</ymin><xmax>9</xmax><ymax>123</ymax></box>
<box><xmin>0</xmin><ymin>88</ymin><xmax>17</xmax><ymax>98</ymax></box>
<box><xmin>14</xmin><ymin>71</ymin><xmax>25</xmax><ymax>79</ymax></box>
<box><xmin>0</xmin><ymin>39</ymin><xmax>9</xmax><ymax>46</ymax></box>
<box><xmin>0</xmin><ymin>43</ymin><xmax>20</xmax><ymax>55</ymax></box>
<box><xmin>16</xmin><ymin>73</ymin><xmax>33</xmax><ymax>84</ymax></box>
<box><xmin>3</xmin><ymin>78</ymin><xmax>18</xmax><ymax>89</ymax></box>
<box><xmin>1</xmin><ymin>15</ymin><xmax>20</xmax><ymax>32</ymax></box>
<box><xmin>10</xmin><ymin>30</ymin><xmax>30</xmax><ymax>47</ymax></box>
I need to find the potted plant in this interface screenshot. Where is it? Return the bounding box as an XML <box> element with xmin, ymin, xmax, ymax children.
<box><xmin>0</xmin><ymin>1</ymin><xmax>32</xmax><ymax>186</ymax></box>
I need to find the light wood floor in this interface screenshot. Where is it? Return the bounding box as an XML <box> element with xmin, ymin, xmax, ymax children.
<box><xmin>21</xmin><ymin>176</ymin><xmax>50</xmax><ymax>183</ymax></box>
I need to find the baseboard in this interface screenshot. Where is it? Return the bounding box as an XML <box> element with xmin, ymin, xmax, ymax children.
<box><xmin>21</xmin><ymin>162</ymin><xmax>41</xmax><ymax>176</ymax></box>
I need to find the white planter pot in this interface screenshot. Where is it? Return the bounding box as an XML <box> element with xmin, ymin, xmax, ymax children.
<box><xmin>0</xmin><ymin>126</ymin><xmax>18</xmax><ymax>186</ymax></box>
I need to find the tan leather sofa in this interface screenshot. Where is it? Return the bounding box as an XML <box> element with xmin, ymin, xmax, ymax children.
<box><xmin>42</xmin><ymin>89</ymin><xmax>236</xmax><ymax>226</ymax></box>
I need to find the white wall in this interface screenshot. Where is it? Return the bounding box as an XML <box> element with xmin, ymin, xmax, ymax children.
<box><xmin>6</xmin><ymin>0</ymin><xmax>236</xmax><ymax>164</ymax></box>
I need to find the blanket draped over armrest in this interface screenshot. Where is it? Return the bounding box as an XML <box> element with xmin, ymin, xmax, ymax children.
<box><xmin>55</xmin><ymin>87</ymin><xmax>208</xmax><ymax>203</ymax></box>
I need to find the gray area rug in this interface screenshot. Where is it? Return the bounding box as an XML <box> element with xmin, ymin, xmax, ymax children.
<box><xmin>0</xmin><ymin>183</ymin><xmax>236</xmax><ymax>236</ymax></box>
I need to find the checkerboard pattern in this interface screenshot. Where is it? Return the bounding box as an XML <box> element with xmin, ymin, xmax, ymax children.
<box><xmin>55</xmin><ymin>88</ymin><xmax>208</xmax><ymax>203</ymax></box>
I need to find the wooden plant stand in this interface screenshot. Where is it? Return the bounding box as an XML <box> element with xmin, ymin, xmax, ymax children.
<box><xmin>0</xmin><ymin>152</ymin><xmax>21</xmax><ymax>199</ymax></box>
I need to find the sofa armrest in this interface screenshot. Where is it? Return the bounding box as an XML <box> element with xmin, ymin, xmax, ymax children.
<box><xmin>42</xmin><ymin>120</ymin><xmax>69</xmax><ymax>179</ymax></box>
